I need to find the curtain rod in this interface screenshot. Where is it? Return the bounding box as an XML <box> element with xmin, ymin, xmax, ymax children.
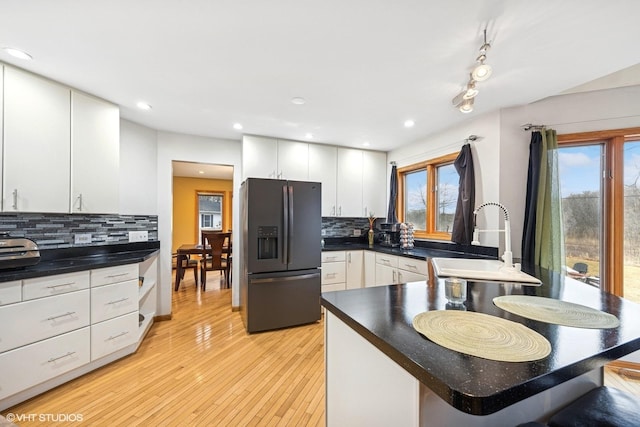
<box><xmin>521</xmin><ymin>123</ymin><xmax>545</xmax><ymax>131</ymax></box>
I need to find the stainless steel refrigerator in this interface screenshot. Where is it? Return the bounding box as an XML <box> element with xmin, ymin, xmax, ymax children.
<box><xmin>239</xmin><ymin>178</ymin><xmax>321</xmax><ymax>333</ymax></box>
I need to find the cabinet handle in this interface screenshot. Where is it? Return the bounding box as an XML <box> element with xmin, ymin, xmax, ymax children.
<box><xmin>325</xmin><ymin>273</ymin><xmax>336</xmax><ymax>278</ymax></box>
<box><xmin>348</xmin><ymin>253</ymin><xmax>351</xmax><ymax>263</ymax></box>
<box><xmin>331</xmin><ymin>206</ymin><xmax>335</xmax><ymax>216</ymax></box>
<box><xmin>339</xmin><ymin>206</ymin><xmax>342</xmax><ymax>216</ymax></box>
<box><xmin>106</xmin><ymin>273</ymin><xmax>130</xmax><ymax>279</ymax></box>
<box><xmin>398</xmin><ymin>271</ymin><xmax>403</xmax><ymax>283</ymax></box>
<box><xmin>47</xmin><ymin>282</ymin><xmax>76</xmax><ymax>289</ymax></box>
<box><xmin>108</xmin><ymin>331</ymin><xmax>130</xmax><ymax>340</ymax></box>
<box><xmin>364</xmin><ymin>206</ymin><xmax>367</xmax><ymax>217</ymax></box>
<box><xmin>48</xmin><ymin>351</ymin><xmax>76</xmax><ymax>363</ymax></box>
<box><xmin>76</xmin><ymin>193</ymin><xmax>83</xmax><ymax>211</ymax></box>
<box><xmin>46</xmin><ymin>311</ymin><xmax>76</xmax><ymax>321</ymax></box>
<box><xmin>393</xmin><ymin>270</ymin><xmax>396</xmax><ymax>283</ymax></box>
<box><xmin>107</xmin><ymin>297</ymin><xmax>130</xmax><ymax>305</ymax></box>
<box><xmin>12</xmin><ymin>189</ymin><xmax>18</xmax><ymax>210</ymax></box>
<box><xmin>405</xmin><ymin>264</ymin><xmax>417</xmax><ymax>270</ymax></box>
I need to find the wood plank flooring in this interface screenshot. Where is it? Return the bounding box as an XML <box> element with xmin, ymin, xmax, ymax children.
<box><xmin>4</xmin><ymin>274</ymin><xmax>325</xmax><ymax>426</ymax></box>
<box><xmin>4</xmin><ymin>272</ymin><xmax>640</xmax><ymax>426</ymax></box>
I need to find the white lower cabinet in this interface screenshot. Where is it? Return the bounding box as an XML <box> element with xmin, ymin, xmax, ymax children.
<box><xmin>0</xmin><ymin>280</ymin><xmax>21</xmax><ymax>306</ymax></box>
<box><xmin>0</xmin><ymin>289</ymin><xmax>90</xmax><ymax>353</ymax></box>
<box><xmin>90</xmin><ymin>279</ymin><xmax>138</xmax><ymax>324</ymax></box>
<box><xmin>0</xmin><ymin>253</ymin><xmax>158</xmax><ymax>411</ymax></box>
<box><xmin>91</xmin><ymin>312</ymin><xmax>138</xmax><ymax>361</ymax></box>
<box><xmin>370</xmin><ymin>253</ymin><xmax>429</xmax><ymax>287</ymax></box>
<box><xmin>322</xmin><ymin>251</ymin><xmax>346</xmax><ymax>292</ymax></box>
<box><xmin>0</xmin><ymin>327</ymin><xmax>90</xmax><ymax>400</ymax></box>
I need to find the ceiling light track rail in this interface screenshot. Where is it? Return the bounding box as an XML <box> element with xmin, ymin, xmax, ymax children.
<box><xmin>452</xmin><ymin>29</ymin><xmax>493</xmax><ymax>114</ymax></box>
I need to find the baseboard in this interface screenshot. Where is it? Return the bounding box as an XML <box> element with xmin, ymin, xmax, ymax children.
<box><xmin>231</xmin><ymin>305</ymin><xmax>240</xmax><ymax>312</ymax></box>
<box><xmin>154</xmin><ymin>314</ymin><xmax>172</xmax><ymax>321</ymax></box>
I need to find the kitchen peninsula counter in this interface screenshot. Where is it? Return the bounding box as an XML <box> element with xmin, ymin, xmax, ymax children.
<box><xmin>321</xmin><ymin>266</ymin><xmax>640</xmax><ymax>426</ymax></box>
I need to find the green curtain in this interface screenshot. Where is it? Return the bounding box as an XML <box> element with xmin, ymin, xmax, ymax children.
<box><xmin>534</xmin><ymin>129</ymin><xmax>564</xmax><ymax>271</ymax></box>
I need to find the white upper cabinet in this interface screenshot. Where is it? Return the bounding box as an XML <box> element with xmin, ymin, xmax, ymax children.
<box><xmin>242</xmin><ymin>135</ymin><xmax>278</xmax><ymax>180</ymax></box>
<box><xmin>309</xmin><ymin>144</ymin><xmax>337</xmax><ymax>216</ymax></box>
<box><xmin>362</xmin><ymin>150</ymin><xmax>387</xmax><ymax>218</ymax></box>
<box><xmin>336</xmin><ymin>148</ymin><xmax>363</xmax><ymax>217</ymax></box>
<box><xmin>277</xmin><ymin>139</ymin><xmax>309</xmax><ymax>181</ymax></box>
<box><xmin>3</xmin><ymin>67</ymin><xmax>71</xmax><ymax>213</ymax></box>
<box><xmin>242</xmin><ymin>136</ymin><xmax>309</xmax><ymax>181</ymax></box>
<box><xmin>71</xmin><ymin>91</ymin><xmax>120</xmax><ymax>213</ymax></box>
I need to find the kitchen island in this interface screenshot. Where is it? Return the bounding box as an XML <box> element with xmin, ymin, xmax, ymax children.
<box><xmin>321</xmin><ymin>265</ymin><xmax>640</xmax><ymax>426</ymax></box>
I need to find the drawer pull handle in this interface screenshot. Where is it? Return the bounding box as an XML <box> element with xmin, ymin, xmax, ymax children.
<box><xmin>47</xmin><ymin>282</ymin><xmax>76</xmax><ymax>289</ymax></box>
<box><xmin>107</xmin><ymin>297</ymin><xmax>130</xmax><ymax>305</ymax></box>
<box><xmin>325</xmin><ymin>273</ymin><xmax>336</xmax><ymax>278</ymax></box>
<box><xmin>48</xmin><ymin>351</ymin><xmax>76</xmax><ymax>363</ymax></box>
<box><xmin>46</xmin><ymin>311</ymin><xmax>76</xmax><ymax>321</ymax></box>
<box><xmin>108</xmin><ymin>331</ymin><xmax>129</xmax><ymax>340</ymax></box>
<box><xmin>406</xmin><ymin>264</ymin><xmax>417</xmax><ymax>269</ymax></box>
<box><xmin>106</xmin><ymin>273</ymin><xmax>130</xmax><ymax>279</ymax></box>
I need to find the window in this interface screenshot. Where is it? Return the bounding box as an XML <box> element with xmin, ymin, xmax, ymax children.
<box><xmin>198</xmin><ymin>193</ymin><xmax>223</xmax><ymax>242</ymax></box>
<box><xmin>397</xmin><ymin>152</ymin><xmax>459</xmax><ymax>239</ymax></box>
<box><xmin>558</xmin><ymin>127</ymin><xmax>640</xmax><ymax>303</ymax></box>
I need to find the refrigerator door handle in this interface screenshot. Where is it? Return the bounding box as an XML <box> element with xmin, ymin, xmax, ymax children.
<box><xmin>250</xmin><ymin>273</ymin><xmax>320</xmax><ymax>284</ymax></box>
<box><xmin>282</xmin><ymin>185</ymin><xmax>289</xmax><ymax>265</ymax></box>
<box><xmin>288</xmin><ymin>184</ymin><xmax>294</xmax><ymax>263</ymax></box>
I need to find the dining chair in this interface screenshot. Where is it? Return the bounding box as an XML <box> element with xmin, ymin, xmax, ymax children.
<box><xmin>200</xmin><ymin>231</ymin><xmax>231</xmax><ymax>290</ymax></box>
<box><xmin>172</xmin><ymin>253</ymin><xmax>198</xmax><ymax>291</ymax></box>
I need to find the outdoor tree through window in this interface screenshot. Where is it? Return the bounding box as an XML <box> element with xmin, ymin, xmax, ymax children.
<box><xmin>397</xmin><ymin>152</ymin><xmax>459</xmax><ymax>239</ymax></box>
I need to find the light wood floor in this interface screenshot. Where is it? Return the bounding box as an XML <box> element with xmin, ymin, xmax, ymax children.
<box><xmin>4</xmin><ymin>274</ymin><xmax>325</xmax><ymax>426</ymax></box>
<box><xmin>4</xmin><ymin>273</ymin><xmax>640</xmax><ymax>426</ymax></box>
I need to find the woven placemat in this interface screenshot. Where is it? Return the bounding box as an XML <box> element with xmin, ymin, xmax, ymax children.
<box><xmin>493</xmin><ymin>295</ymin><xmax>620</xmax><ymax>329</ymax></box>
<box><xmin>412</xmin><ymin>310</ymin><xmax>551</xmax><ymax>362</ymax></box>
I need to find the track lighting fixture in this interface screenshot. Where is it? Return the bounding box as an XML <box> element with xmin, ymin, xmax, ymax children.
<box><xmin>452</xmin><ymin>29</ymin><xmax>493</xmax><ymax>113</ymax></box>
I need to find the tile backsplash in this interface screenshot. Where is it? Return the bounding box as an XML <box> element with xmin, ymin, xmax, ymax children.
<box><xmin>322</xmin><ymin>217</ymin><xmax>379</xmax><ymax>237</ymax></box>
<box><xmin>0</xmin><ymin>213</ymin><xmax>158</xmax><ymax>249</ymax></box>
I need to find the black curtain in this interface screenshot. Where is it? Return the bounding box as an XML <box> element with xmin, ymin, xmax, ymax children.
<box><xmin>387</xmin><ymin>164</ymin><xmax>398</xmax><ymax>223</ymax></box>
<box><xmin>451</xmin><ymin>143</ymin><xmax>475</xmax><ymax>244</ymax></box>
<box><xmin>521</xmin><ymin>131</ymin><xmax>543</xmax><ymax>266</ymax></box>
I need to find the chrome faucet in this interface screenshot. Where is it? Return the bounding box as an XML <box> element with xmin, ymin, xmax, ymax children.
<box><xmin>471</xmin><ymin>202</ymin><xmax>518</xmax><ymax>271</ymax></box>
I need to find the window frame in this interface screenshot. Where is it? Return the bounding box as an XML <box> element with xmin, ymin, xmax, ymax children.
<box><xmin>558</xmin><ymin>126</ymin><xmax>640</xmax><ymax>297</ymax></box>
<box><xmin>397</xmin><ymin>152</ymin><xmax>459</xmax><ymax>240</ymax></box>
<box><xmin>196</xmin><ymin>192</ymin><xmax>224</xmax><ymax>243</ymax></box>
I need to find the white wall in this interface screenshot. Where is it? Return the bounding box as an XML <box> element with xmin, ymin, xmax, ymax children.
<box><xmin>119</xmin><ymin>119</ymin><xmax>158</xmax><ymax>215</ymax></box>
<box><xmin>387</xmin><ymin>110</ymin><xmax>503</xmax><ymax>248</ymax></box>
<box><xmin>156</xmin><ymin>131</ymin><xmax>242</xmax><ymax>315</ymax></box>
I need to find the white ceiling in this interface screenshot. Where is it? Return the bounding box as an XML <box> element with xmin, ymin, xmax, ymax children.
<box><xmin>172</xmin><ymin>161</ymin><xmax>233</xmax><ymax>180</ymax></box>
<box><xmin>1</xmin><ymin>1</ymin><xmax>640</xmax><ymax>152</ymax></box>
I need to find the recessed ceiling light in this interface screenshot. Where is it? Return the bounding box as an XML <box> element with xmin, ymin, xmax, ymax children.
<box><xmin>404</xmin><ymin>120</ymin><xmax>415</xmax><ymax>128</ymax></box>
<box><xmin>362</xmin><ymin>141</ymin><xmax>370</xmax><ymax>147</ymax></box>
<box><xmin>3</xmin><ymin>47</ymin><xmax>32</xmax><ymax>60</ymax></box>
<box><xmin>136</xmin><ymin>102</ymin><xmax>152</xmax><ymax>110</ymax></box>
<box><xmin>305</xmin><ymin>133</ymin><xmax>313</xmax><ymax>139</ymax></box>
<box><xmin>291</xmin><ymin>97</ymin><xmax>306</xmax><ymax>105</ymax></box>
<box><xmin>233</xmin><ymin>123</ymin><xmax>243</xmax><ymax>130</ymax></box>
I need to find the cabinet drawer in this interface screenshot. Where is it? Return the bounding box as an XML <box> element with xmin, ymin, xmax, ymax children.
<box><xmin>23</xmin><ymin>271</ymin><xmax>90</xmax><ymax>300</ymax></box>
<box><xmin>91</xmin><ymin>279</ymin><xmax>138</xmax><ymax>323</ymax></box>
<box><xmin>0</xmin><ymin>280</ymin><xmax>21</xmax><ymax>306</ymax></box>
<box><xmin>91</xmin><ymin>264</ymin><xmax>139</xmax><ymax>287</ymax></box>
<box><xmin>91</xmin><ymin>312</ymin><xmax>138</xmax><ymax>361</ymax></box>
<box><xmin>375</xmin><ymin>253</ymin><xmax>398</xmax><ymax>268</ymax></box>
<box><xmin>0</xmin><ymin>289</ymin><xmax>90</xmax><ymax>353</ymax></box>
<box><xmin>322</xmin><ymin>251</ymin><xmax>345</xmax><ymax>263</ymax></box>
<box><xmin>0</xmin><ymin>327</ymin><xmax>90</xmax><ymax>400</ymax></box>
<box><xmin>321</xmin><ymin>262</ymin><xmax>345</xmax><ymax>285</ymax></box>
<box><xmin>322</xmin><ymin>283</ymin><xmax>346</xmax><ymax>293</ymax></box>
<box><xmin>397</xmin><ymin>258</ymin><xmax>429</xmax><ymax>276</ymax></box>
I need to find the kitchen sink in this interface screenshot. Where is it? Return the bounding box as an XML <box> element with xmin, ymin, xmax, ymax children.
<box><xmin>430</xmin><ymin>257</ymin><xmax>541</xmax><ymax>285</ymax></box>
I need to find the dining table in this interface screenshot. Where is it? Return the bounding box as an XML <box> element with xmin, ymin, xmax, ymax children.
<box><xmin>175</xmin><ymin>242</ymin><xmax>232</xmax><ymax>290</ymax></box>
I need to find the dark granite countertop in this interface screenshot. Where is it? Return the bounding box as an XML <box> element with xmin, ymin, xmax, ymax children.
<box><xmin>322</xmin><ymin>238</ymin><xmax>498</xmax><ymax>261</ymax></box>
<box><xmin>321</xmin><ymin>265</ymin><xmax>640</xmax><ymax>415</ymax></box>
<box><xmin>0</xmin><ymin>241</ymin><xmax>160</xmax><ymax>283</ymax></box>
